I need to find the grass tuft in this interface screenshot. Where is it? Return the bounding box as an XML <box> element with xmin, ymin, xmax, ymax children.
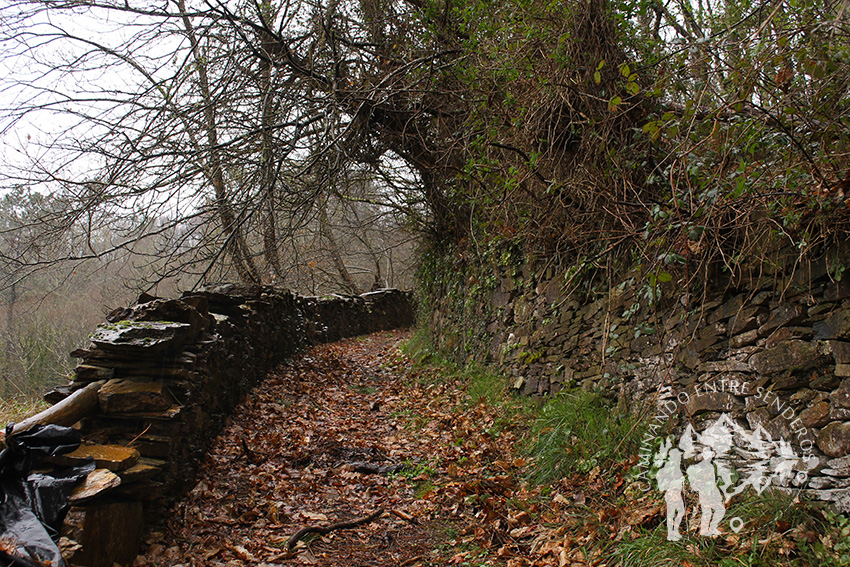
<box><xmin>401</xmin><ymin>327</ymin><xmax>438</xmax><ymax>366</ymax></box>
<box><xmin>527</xmin><ymin>388</ymin><xmax>646</xmax><ymax>483</ymax></box>
<box><xmin>608</xmin><ymin>525</ymin><xmax>695</xmax><ymax>567</ymax></box>
<box><xmin>607</xmin><ymin>489</ymin><xmax>842</xmax><ymax>567</ymax></box>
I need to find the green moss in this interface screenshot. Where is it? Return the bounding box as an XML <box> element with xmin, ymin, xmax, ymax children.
<box><xmin>98</xmin><ymin>319</ymin><xmax>180</xmax><ymax>332</ymax></box>
<box><xmin>518</xmin><ymin>348</ymin><xmax>544</xmax><ymax>364</ymax></box>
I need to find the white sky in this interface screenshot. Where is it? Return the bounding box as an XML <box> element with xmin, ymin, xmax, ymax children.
<box><xmin>0</xmin><ymin>1</ymin><xmax>188</xmax><ymax>194</ymax></box>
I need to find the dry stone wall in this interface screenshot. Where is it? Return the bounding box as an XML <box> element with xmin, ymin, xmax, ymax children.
<box><xmin>427</xmin><ymin>255</ymin><xmax>850</xmax><ymax>511</ymax></box>
<box><xmin>36</xmin><ymin>285</ymin><xmax>413</xmax><ymax>567</ymax></box>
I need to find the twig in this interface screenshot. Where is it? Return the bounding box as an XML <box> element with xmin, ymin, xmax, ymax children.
<box><xmin>391</xmin><ymin>508</ymin><xmax>418</xmax><ymax>524</ymax></box>
<box><xmin>350</xmin><ymin>461</ymin><xmax>410</xmax><ymax>475</ymax></box>
<box><xmin>127</xmin><ymin>424</ymin><xmax>153</xmax><ymax>448</ymax></box>
<box><xmin>287</xmin><ymin>509</ymin><xmax>384</xmax><ymax>550</ymax></box>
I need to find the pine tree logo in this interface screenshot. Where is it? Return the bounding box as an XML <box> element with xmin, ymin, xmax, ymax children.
<box><xmin>652</xmin><ymin>414</ymin><xmax>815</xmax><ymax>540</ymax></box>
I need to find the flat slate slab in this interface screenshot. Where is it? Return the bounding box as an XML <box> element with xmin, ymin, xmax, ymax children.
<box><xmin>118</xmin><ymin>460</ymin><xmax>163</xmax><ymax>483</ymax></box>
<box><xmin>98</xmin><ymin>379</ymin><xmax>172</xmax><ymax>413</ymax></box>
<box><xmin>89</xmin><ymin>321</ymin><xmax>193</xmax><ymax>355</ymax></box>
<box><xmin>70</xmin><ymin>469</ymin><xmax>122</xmax><ymax>503</ymax></box>
<box><xmin>74</xmin><ymin>365</ymin><xmax>115</xmax><ymax>382</ymax></box>
<box><xmin>50</xmin><ymin>444</ymin><xmax>141</xmax><ymax>472</ymax></box>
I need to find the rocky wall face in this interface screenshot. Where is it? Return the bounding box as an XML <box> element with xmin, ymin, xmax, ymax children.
<box><xmin>299</xmin><ymin>289</ymin><xmax>416</xmax><ymax>344</ymax></box>
<box><xmin>427</xmin><ymin>258</ymin><xmax>850</xmax><ymax>511</ymax></box>
<box><xmin>42</xmin><ymin>286</ymin><xmax>414</xmax><ymax>566</ymax></box>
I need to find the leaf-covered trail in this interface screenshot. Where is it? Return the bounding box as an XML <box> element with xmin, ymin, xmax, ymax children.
<box><xmin>130</xmin><ymin>329</ymin><xmax>850</xmax><ymax>567</ymax></box>
<box><xmin>133</xmin><ymin>329</ymin><xmax>524</xmax><ymax>567</ymax></box>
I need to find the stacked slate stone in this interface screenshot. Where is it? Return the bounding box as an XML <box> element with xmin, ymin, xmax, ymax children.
<box><xmin>55</xmin><ymin>286</ymin><xmax>305</xmax><ymax>566</ymax></box>
<box><xmin>360</xmin><ymin>289</ymin><xmax>417</xmax><ymax>331</ymax></box>
<box><xmin>428</xmin><ymin>253</ymin><xmax>850</xmax><ymax>512</ymax></box>
<box><xmin>18</xmin><ymin>285</ymin><xmax>415</xmax><ymax>567</ymax></box>
<box><xmin>298</xmin><ymin>288</ymin><xmax>416</xmax><ymax>344</ymax></box>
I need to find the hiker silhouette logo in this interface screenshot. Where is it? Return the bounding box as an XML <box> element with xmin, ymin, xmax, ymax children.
<box><xmin>651</xmin><ymin>413</ymin><xmax>814</xmax><ymax>541</ymax></box>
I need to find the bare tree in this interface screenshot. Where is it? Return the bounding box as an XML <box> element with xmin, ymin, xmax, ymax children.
<box><xmin>2</xmin><ymin>0</ymin><xmax>845</xmax><ymax>301</ymax></box>
<box><xmin>0</xmin><ymin>0</ymin><xmax>434</xmax><ymax>292</ymax></box>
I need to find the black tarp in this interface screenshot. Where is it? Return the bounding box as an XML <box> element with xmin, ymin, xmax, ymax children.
<box><xmin>0</xmin><ymin>424</ymin><xmax>94</xmax><ymax>567</ymax></box>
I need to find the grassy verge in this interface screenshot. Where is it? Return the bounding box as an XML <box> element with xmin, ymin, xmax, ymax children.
<box><xmin>401</xmin><ymin>327</ymin><xmax>536</xmax><ymax>429</ymax></box>
<box><xmin>401</xmin><ymin>327</ymin><xmax>850</xmax><ymax>567</ymax></box>
<box><xmin>0</xmin><ymin>396</ymin><xmax>48</xmax><ymax>426</ymax></box>
<box><xmin>604</xmin><ymin>489</ymin><xmax>847</xmax><ymax>567</ymax></box>
<box><xmin>527</xmin><ymin>389</ymin><xmax>645</xmax><ymax>484</ymax></box>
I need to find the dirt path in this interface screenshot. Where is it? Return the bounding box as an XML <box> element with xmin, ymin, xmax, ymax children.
<box><xmin>128</xmin><ymin>330</ymin><xmax>850</xmax><ymax>567</ymax></box>
<box><xmin>133</xmin><ymin>330</ymin><xmax>469</xmax><ymax>567</ymax></box>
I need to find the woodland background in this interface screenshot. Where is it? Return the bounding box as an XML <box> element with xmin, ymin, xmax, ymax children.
<box><xmin>0</xmin><ymin>0</ymin><xmax>848</xmax><ymax>400</ymax></box>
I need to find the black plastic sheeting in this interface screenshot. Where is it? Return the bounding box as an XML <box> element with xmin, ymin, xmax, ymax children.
<box><xmin>0</xmin><ymin>424</ymin><xmax>94</xmax><ymax>567</ymax></box>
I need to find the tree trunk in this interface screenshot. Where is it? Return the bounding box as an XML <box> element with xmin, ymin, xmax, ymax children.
<box><xmin>177</xmin><ymin>0</ymin><xmax>261</xmax><ymax>284</ymax></box>
<box><xmin>259</xmin><ymin>54</ymin><xmax>284</xmax><ymax>281</ymax></box>
<box><xmin>9</xmin><ymin>380</ymin><xmax>105</xmax><ymax>439</ymax></box>
<box><xmin>346</xmin><ymin>199</ymin><xmax>383</xmax><ymax>288</ymax></box>
<box><xmin>4</xmin><ymin>280</ymin><xmax>15</xmax><ymax>397</ymax></box>
<box><xmin>318</xmin><ymin>195</ymin><xmax>360</xmax><ymax>295</ymax></box>
<box><xmin>6</xmin><ymin>280</ymin><xmax>15</xmax><ymax>361</ymax></box>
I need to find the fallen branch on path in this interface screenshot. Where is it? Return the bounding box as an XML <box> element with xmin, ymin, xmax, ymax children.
<box><xmin>240</xmin><ymin>436</ymin><xmax>267</xmax><ymax>465</ymax></box>
<box><xmin>287</xmin><ymin>509</ymin><xmax>384</xmax><ymax>551</ymax></box>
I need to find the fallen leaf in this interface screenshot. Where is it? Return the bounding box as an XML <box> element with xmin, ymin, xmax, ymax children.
<box><xmin>229</xmin><ymin>544</ymin><xmax>256</xmax><ymax>561</ymax></box>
